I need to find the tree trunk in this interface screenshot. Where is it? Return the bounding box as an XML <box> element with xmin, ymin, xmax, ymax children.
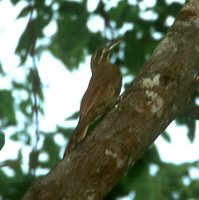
<box><xmin>23</xmin><ymin>0</ymin><xmax>199</xmax><ymax>199</ymax></box>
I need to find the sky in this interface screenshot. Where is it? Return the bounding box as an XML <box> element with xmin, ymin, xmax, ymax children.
<box><xmin>0</xmin><ymin>0</ymin><xmax>199</xmax><ymax>180</ymax></box>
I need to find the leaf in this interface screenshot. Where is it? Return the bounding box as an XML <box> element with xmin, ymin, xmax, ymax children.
<box><xmin>16</xmin><ymin>14</ymin><xmax>49</xmax><ymax>65</ymax></box>
<box><xmin>10</xmin><ymin>0</ymin><xmax>20</xmax><ymax>5</ymax></box>
<box><xmin>65</xmin><ymin>111</ymin><xmax>79</xmax><ymax>120</ymax></box>
<box><xmin>20</xmin><ymin>100</ymin><xmax>32</xmax><ymax>118</ymax></box>
<box><xmin>49</xmin><ymin>2</ymin><xmax>89</xmax><ymax>69</ymax></box>
<box><xmin>1</xmin><ymin>159</ymin><xmax>21</xmax><ymax>170</ymax></box>
<box><xmin>87</xmin><ymin>32</ymin><xmax>105</xmax><ymax>53</ymax></box>
<box><xmin>43</xmin><ymin>134</ymin><xmax>60</xmax><ymax>167</ymax></box>
<box><xmin>15</xmin><ymin>19</ymin><xmax>36</xmax><ymax>65</ymax></box>
<box><xmin>187</xmin><ymin>120</ymin><xmax>196</xmax><ymax>142</ymax></box>
<box><xmin>10</xmin><ymin>130</ymin><xmax>31</xmax><ymax>145</ymax></box>
<box><xmin>0</xmin><ymin>90</ymin><xmax>16</xmax><ymax>126</ymax></box>
<box><xmin>56</xmin><ymin>126</ymin><xmax>74</xmax><ymax>139</ymax></box>
<box><xmin>161</xmin><ymin>131</ymin><xmax>171</xmax><ymax>143</ymax></box>
<box><xmin>12</xmin><ymin>81</ymin><xmax>29</xmax><ymax>90</ymax></box>
<box><xmin>17</xmin><ymin>5</ymin><xmax>31</xmax><ymax>19</ymax></box>
<box><xmin>167</xmin><ymin>2</ymin><xmax>182</xmax><ymax>16</ymax></box>
<box><xmin>109</xmin><ymin>0</ymin><xmax>133</xmax><ymax>27</ymax></box>
<box><xmin>176</xmin><ymin>117</ymin><xmax>196</xmax><ymax>142</ymax></box>
<box><xmin>0</xmin><ymin>131</ymin><xmax>5</xmax><ymax>150</ymax></box>
<box><xmin>0</xmin><ymin>62</ymin><xmax>5</xmax><ymax>76</ymax></box>
<box><xmin>59</xmin><ymin>1</ymin><xmax>85</xmax><ymax>15</ymax></box>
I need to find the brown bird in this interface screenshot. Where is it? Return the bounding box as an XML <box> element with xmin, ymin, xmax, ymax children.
<box><xmin>63</xmin><ymin>37</ymin><xmax>123</xmax><ymax>157</ymax></box>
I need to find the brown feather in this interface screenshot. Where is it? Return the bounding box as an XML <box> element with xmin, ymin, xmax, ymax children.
<box><xmin>63</xmin><ymin>38</ymin><xmax>123</xmax><ymax>157</ymax></box>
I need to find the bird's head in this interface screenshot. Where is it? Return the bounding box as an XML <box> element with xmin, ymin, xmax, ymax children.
<box><xmin>90</xmin><ymin>37</ymin><xmax>123</xmax><ymax>69</ymax></box>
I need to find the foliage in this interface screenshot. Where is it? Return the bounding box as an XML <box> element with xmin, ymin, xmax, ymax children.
<box><xmin>0</xmin><ymin>0</ymin><xmax>198</xmax><ymax>199</ymax></box>
<box><xmin>0</xmin><ymin>130</ymin><xmax>5</xmax><ymax>150</ymax></box>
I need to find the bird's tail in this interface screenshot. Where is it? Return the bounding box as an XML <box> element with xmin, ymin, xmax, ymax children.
<box><xmin>63</xmin><ymin>120</ymin><xmax>88</xmax><ymax>158</ymax></box>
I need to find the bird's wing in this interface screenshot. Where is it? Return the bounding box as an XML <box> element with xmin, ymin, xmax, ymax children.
<box><xmin>79</xmin><ymin>85</ymin><xmax>104</xmax><ymax>120</ymax></box>
<box><xmin>79</xmin><ymin>75</ymin><xmax>112</xmax><ymax>121</ymax></box>
<box><xmin>79</xmin><ymin>64</ymin><xmax>122</xmax><ymax>122</ymax></box>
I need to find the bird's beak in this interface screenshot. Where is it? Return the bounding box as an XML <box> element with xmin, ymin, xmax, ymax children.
<box><xmin>106</xmin><ymin>36</ymin><xmax>124</xmax><ymax>52</ymax></box>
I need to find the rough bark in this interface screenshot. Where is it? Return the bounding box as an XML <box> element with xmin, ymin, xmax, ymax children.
<box><xmin>23</xmin><ymin>0</ymin><xmax>199</xmax><ymax>199</ymax></box>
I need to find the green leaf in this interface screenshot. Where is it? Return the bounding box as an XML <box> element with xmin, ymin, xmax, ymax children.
<box><xmin>19</xmin><ymin>99</ymin><xmax>33</xmax><ymax>118</ymax></box>
<box><xmin>49</xmin><ymin>2</ymin><xmax>89</xmax><ymax>69</ymax></box>
<box><xmin>0</xmin><ymin>131</ymin><xmax>5</xmax><ymax>150</ymax></box>
<box><xmin>187</xmin><ymin>120</ymin><xmax>196</xmax><ymax>142</ymax></box>
<box><xmin>59</xmin><ymin>1</ymin><xmax>85</xmax><ymax>15</ymax></box>
<box><xmin>87</xmin><ymin>32</ymin><xmax>105</xmax><ymax>53</ymax></box>
<box><xmin>161</xmin><ymin>131</ymin><xmax>171</xmax><ymax>143</ymax></box>
<box><xmin>65</xmin><ymin>111</ymin><xmax>79</xmax><ymax>120</ymax></box>
<box><xmin>109</xmin><ymin>0</ymin><xmax>133</xmax><ymax>27</ymax></box>
<box><xmin>176</xmin><ymin>117</ymin><xmax>196</xmax><ymax>142</ymax></box>
<box><xmin>10</xmin><ymin>0</ymin><xmax>20</xmax><ymax>5</ymax></box>
<box><xmin>15</xmin><ymin>20</ymin><xmax>36</xmax><ymax>65</ymax></box>
<box><xmin>0</xmin><ymin>90</ymin><xmax>16</xmax><ymax>125</ymax></box>
<box><xmin>0</xmin><ymin>62</ymin><xmax>5</xmax><ymax>76</ymax></box>
<box><xmin>17</xmin><ymin>5</ymin><xmax>31</xmax><ymax>19</ymax></box>
<box><xmin>1</xmin><ymin>159</ymin><xmax>21</xmax><ymax>170</ymax></box>
<box><xmin>43</xmin><ymin>134</ymin><xmax>60</xmax><ymax>167</ymax></box>
<box><xmin>167</xmin><ymin>2</ymin><xmax>182</xmax><ymax>17</ymax></box>
<box><xmin>10</xmin><ymin>130</ymin><xmax>31</xmax><ymax>145</ymax></box>
<box><xmin>16</xmin><ymin>14</ymin><xmax>49</xmax><ymax>65</ymax></box>
<box><xmin>56</xmin><ymin>126</ymin><xmax>74</xmax><ymax>139</ymax></box>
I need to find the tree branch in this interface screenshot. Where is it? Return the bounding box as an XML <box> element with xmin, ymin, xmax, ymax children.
<box><xmin>23</xmin><ymin>0</ymin><xmax>199</xmax><ymax>199</ymax></box>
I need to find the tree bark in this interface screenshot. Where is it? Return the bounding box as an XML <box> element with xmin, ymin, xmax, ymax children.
<box><xmin>23</xmin><ymin>0</ymin><xmax>199</xmax><ymax>199</ymax></box>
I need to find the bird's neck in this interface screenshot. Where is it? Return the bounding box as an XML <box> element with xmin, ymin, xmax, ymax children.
<box><xmin>91</xmin><ymin>62</ymin><xmax>115</xmax><ymax>74</ymax></box>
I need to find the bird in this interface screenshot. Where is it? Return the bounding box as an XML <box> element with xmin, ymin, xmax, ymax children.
<box><xmin>63</xmin><ymin>37</ymin><xmax>123</xmax><ymax>157</ymax></box>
